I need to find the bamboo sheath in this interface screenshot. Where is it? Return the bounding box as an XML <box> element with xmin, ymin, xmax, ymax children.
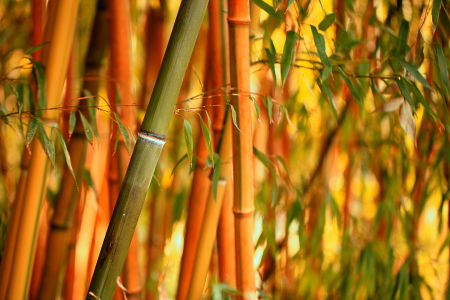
<box><xmin>228</xmin><ymin>0</ymin><xmax>256</xmax><ymax>298</ymax></box>
<box><xmin>186</xmin><ymin>115</ymin><xmax>233</xmax><ymax>300</ymax></box>
<box><xmin>2</xmin><ymin>1</ymin><xmax>80</xmax><ymax>299</ymax></box>
<box><xmin>86</xmin><ymin>0</ymin><xmax>209</xmax><ymax>298</ymax></box>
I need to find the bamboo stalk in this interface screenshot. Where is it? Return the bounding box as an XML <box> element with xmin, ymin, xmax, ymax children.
<box><xmin>228</xmin><ymin>0</ymin><xmax>256</xmax><ymax>298</ymax></box>
<box><xmin>86</xmin><ymin>0</ymin><xmax>209</xmax><ymax>298</ymax></box>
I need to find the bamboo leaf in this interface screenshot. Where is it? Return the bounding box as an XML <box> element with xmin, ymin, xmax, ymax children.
<box><xmin>281</xmin><ymin>31</ymin><xmax>297</xmax><ymax>87</ymax></box>
<box><xmin>199</xmin><ymin>112</ymin><xmax>214</xmax><ymax>164</ymax></box>
<box><xmin>183</xmin><ymin>119</ymin><xmax>194</xmax><ymax>166</ymax></box>
<box><xmin>253</xmin><ymin>146</ymin><xmax>278</xmax><ymax>205</ymax></box>
<box><xmin>79</xmin><ymin>111</ymin><xmax>94</xmax><ymax>145</ymax></box>
<box><xmin>250</xmin><ymin>0</ymin><xmax>286</xmax><ymax>23</ymax></box>
<box><xmin>114</xmin><ymin>112</ymin><xmax>131</xmax><ymax>155</ymax></box>
<box><xmin>318</xmin><ymin>79</ymin><xmax>338</xmax><ymax>120</ymax></box>
<box><xmin>318</xmin><ymin>13</ymin><xmax>337</xmax><ymax>31</ymax></box>
<box><xmin>436</xmin><ymin>43</ymin><xmax>449</xmax><ymax>98</ymax></box>
<box><xmin>26</xmin><ymin>117</ymin><xmax>39</xmax><ymax>149</ymax></box>
<box><xmin>69</xmin><ymin>111</ymin><xmax>76</xmax><ymax>141</ymax></box>
<box><xmin>125</xmin><ymin>124</ymin><xmax>136</xmax><ymax>145</ymax></box>
<box><xmin>310</xmin><ymin>25</ymin><xmax>333</xmax><ymax>80</ymax></box>
<box><xmin>212</xmin><ymin>153</ymin><xmax>221</xmax><ymax>202</ymax></box>
<box><xmin>287</xmin><ymin>0</ymin><xmax>294</xmax><ymax>9</ymax></box>
<box><xmin>267</xmin><ymin>96</ymin><xmax>274</xmax><ymax>123</ymax></box>
<box><xmin>337</xmin><ymin>66</ymin><xmax>361</xmax><ymax>104</ymax></box>
<box><xmin>399</xmin><ymin>102</ymin><xmax>416</xmax><ymax>146</ymax></box>
<box><xmin>378</xmin><ymin>97</ymin><xmax>404</xmax><ymax>112</ymax></box>
<box><xmin>190</xmin><ymin>156</ymin><xmax>197</xmax><ymax>174</ymax></box>
<box><xmin>33</xmin><ymin>62</ymin><xmax>46</xmax><ymax>118</ymax></box>
<box><xmin>265</xmin><ymin>43</ymin><xmax>277</xmax><ymax>89</ymax></box>
<box><xmin>171</xmin><ymin>154</ymin><xmax>188</xmax><ymax>177</ymax></box>
<box><xmin>113</xmin><ymin>131</ymin><xmax>119</xmax><ymax>156</ymax></box>
<box><xmin>84</xmin><ymin>169</ymin><xmax>98</xmax><ymax>198</ymax></box>
<box><xmin>275</xmin><ymin>155</ymin><xmax>293</xmax><ymax>187</ymax></box>
<box><xmin>25</xmin><ymin>42</ymin><xmax>49</xmax><ymax>55</ymax></box>
<box><xmin>403</xmin><ymin>79</ymin><xmax>441</xmax><ymax>124</ymax></box>
<box><xmin>83</xmin><ymin>89</ymin><xmax>100</xmax><ymax>141</ymax></box>
<box><xmin>37</xmin><ymin>122</ymin><xmax>56</xmax><ymax>169</ymax></box>
<box><xmin>395</xmin><ymin>20</ymin><xmax>410</xmax><ymax>58</ymax></box>
<box><xmin>229</xmin><ymin>105</ymin><xmax>242</xmax><ymax>132</ymax></box>
<box><xmin>396</xmin><ymin>77</ymin><xmax>416</xmax><ymax>116</ymax></box>
<box><xmin>397</xmin><ymin>59</ymin><xmax>433</xmax><ymax>91</ymax></box>
<box><xmin>250</xmin><ymin>95</ymin><xmax>261</xmax><ymax>123</ymax></box>
<box><xmin>432</xmin><ymin>0</ymin><xmax>441</xmax><ymax>33</ymax></box>
<box><xmin>56</xmin><ymin>128</ymin><xmax>77</xmax><ymax>184</ymax></box>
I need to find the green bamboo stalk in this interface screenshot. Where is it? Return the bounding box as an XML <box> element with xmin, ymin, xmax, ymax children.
<box><xmin>86</xmin><ymin>0</ymin><xmax>209</xmax><ymax>299</ymax></box>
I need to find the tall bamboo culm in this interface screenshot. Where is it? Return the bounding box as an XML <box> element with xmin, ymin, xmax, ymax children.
<box><xmin>37</xmin><ymin>0</ymin><xmax>109</xmax><ymax>298</ymax></box>
<box><xmin>86</xmin><ymin>0</ymin><xmax>209</xmax><ymax>298</ymax></box>
<box><xmin>228</xmin><ymin>0</ymin><xmax>256</xmax><ymax>298</ymax></box>
<box><xmin>0</xmin><ymin>1</ymin><xmax>80</xmax><ymax>299</ymax></box>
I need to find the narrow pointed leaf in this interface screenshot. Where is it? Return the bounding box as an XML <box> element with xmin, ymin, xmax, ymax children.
<box><xmin>113</xmin><ymin>131</ymin><xmax>119</xmax><ymax>156</ymax></box>
<box><xmin>250</xmin><ymin>95</ymin><xmax>261</xmax><ymax>122</ymax></box>
<box><xmin>253</xmin><ymin>147</ymin><xmax>278</xmax><ymax>205</ymax></box>
<box><xmin>379</xmin><ymin>97</ymin><xmax>404</xmax><ymax>112</ymax></box>
<box><xmin>310</xmin><ymin>25</ymin><xmax>333</xmax><ymax>80</ymax></box>
<box><xmin>171</xmin><ymin>154</ymin><xmax>188</xmax><ymax>177</ymax></box>
<box><xmin>403</xmin><ymin>79</ymin><xmax>441</xmax><ymax>125</ymax></box>
<box><xmin>114</xmin><ymin>112</ymin><xmax>131</xmax><ymax>155</ymax></box>
<box><xmin>33</xmin><ymin>62</ymin><xmax>46</xmax><ymax>118</ymax></box>
<box><xmin>183</xmin><ymin>119</ymin><xmax>194</xmax><ymax>166</ymax></box>
<box><xmin>212</xmin><ymin>153</ymin><xmax>221</xmax><ymax>202</ymax></box>
<box><xmin>395</xmin><ymin>20</ymin><xmax>410</xmax><ymax>57</ymax></box>
<box><xmin>399</xmin><ymin>102</ymin><xmax>416</xmax><ymax>146</ymax></box>
<box><xmin>229</xmin><ymin>105</ymin><xmax>242</xmax><ymax>132</ymax></box>
<box><xmin>398</xmin><ymin>59</ymin><xmax>433</xmax><ymax>91</ymax></box>
<box><xmin>199</xmin><ymin>112</ymin><xmax>214</xmax><ymax>164</ymax></box>
<box><xmin>69</xmin><ymin>111</ymin><xmax>76</xmax><ymax>141</ymax></box>
<box><xmin>338</xmin><ymin>66</ymin><xmax>361</xmax><ymax>104</ymax></box>
<box><xmin>84</xmin><ymin>169</ymin><xmax>98</xmax><ymax>198</ymax></box>
<box><xmin>56</xmin><ymin>129</ymin><xmax>77</xmax><ymax>184</ymax></box>
<box><xmin>318</xmin><ymin>79</ymin><xmax>338</xmax><ymax>120</ymax></box>
<box><xmin>26</xmin><ymin>117</ymin><xmax>39</xmax><ymax>149</ymax></box>
<box><xmin>79</xmin><ymin>111</ymin><xmax>94</xmax><ymax>145</ymax></box>
<box><xmin>84</xmin><ymin>89</ymin><xmax>100</xmax><ymax>141</ymax></box>
<box><xmin>396</xmin><ymin>77</ymin><xmax>416</xmax><ymax>116</ymax></box>
<box><xmin>287</xmin><ymin>0</ymin><xmax>294</xmax><ymax>9</ymax></box>
<box><xmin>318</xmin><ymin>13</ymin><xmax>337</xmax><ymax>31</ymax></box>
<box><xmin>250</xmin><ymin>0</ymin><xmax>286</xmax><ymax>23</ymax></box>
<box><xmin>25</xmin><ymin>42</ymin><xmax>49</xmax><ymax>55</ymax></box>
<box><xmin>37</xmin><ymin>122</ymin><xmax>56</xmax><ymax>169</ymax></box>
<box><xmin>281</xmin><ymin>31</ymin><xmax>297</xmax><ymax>87</ymax></box>
<box><xmin>267</xmin><ymin>96</ymin><xmax>274</xmax><ymax>123</ymax></box>
<box><xmin>436</xmin><ymin>43</ymin><xmax>449</xmax><ymax>98</ymax></box>
<box><xmin>432</xmin><ymin>0</ymin><xmax>441</xmax><ymax>33</ymax></box>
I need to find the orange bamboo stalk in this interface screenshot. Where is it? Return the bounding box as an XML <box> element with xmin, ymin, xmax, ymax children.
<box><xmin>31</xmin><ymin>0</ymin><xmax>46</xmax><ymax>61</ymax></box>
<box><xmin>228</xmin><ymin>0</ymin><xmax>256</xmax><ymax>298</ymax></box>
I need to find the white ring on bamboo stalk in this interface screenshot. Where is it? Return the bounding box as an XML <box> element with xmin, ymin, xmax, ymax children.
<box><xmin>218</xmin><ymin>180</ymin><xmax>227</xmax><ymax>185</ymax></box>
<box><xmin>138</xmin><ymin>133</ymin><xmax>166</xmax><ymax>146</ymax></box>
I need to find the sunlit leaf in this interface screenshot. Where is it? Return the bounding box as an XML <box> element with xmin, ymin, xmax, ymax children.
<box><xmin>83</xmin><ymin>89</ymin><xmax>100</xmax><ymax>141</ymax></box>
<box><xmin>310</xmin><ymin>25</ymin><xmax>333</xmax><ymax>80</ymax></box>
<box><xmin>396</xmin><ymin>77</ymin><xmax>416</xmax><ymax>116</ymax></box>
<box><xmin>199</xmin><ymin>112</ymin><xmax>214</xmax><ymax>164</ymax></box>
<box><xmin>69</xmin><ymin>111</ymin><xmax>76</xmax><ymax>141</ymax></box>
<box><xmin>25</xmin><ymin>42</ymin><xmax>49</xmax><ymax>55</ymax></box>
<box><xmin>436</xmin><ymin>43</ymin><xmax>449</xmax><ymax>98</ymax></box>
<box><xmin>399</xmin><ymin>102</ymin><xmax>416</xmax><ymax>146</ymax></box>
<box><xmin>56</xmin><ymin>128</ymin><xmax>77</xmax><ymax>184</ymax></box>
<box><xmin>280</xmin><ymin>31</ymin><xmax>297</xmax><ymax>87</ymax></box>
<box><xmin>250</xmin><ymin>0</ymin><xmax>286</xmax><ymax>23</ymax></box>
<box><xmin>114</xmin><ymin>112</ymin><xmax>131</xmax><ymax>154</ymax></box>
<box><xmin>432</xmin><ymin>0</ymin><xmax>441</xmax><ymax>33</ymax></box>
<box><xmin>183</xmin><ymin>119</ymin><xmax>194</xmax><ymax>166</ymax></box>
<box><xmin>171</xmin><ymin>154</ymin><xmax>188</xmax><ymax>177</ymax></box>
<box><xmin>37</xmin><ymin>122</ymin><xmax>56</xmax><ymax>169</ymax></box>
<box><xmin>79</xmin><ymin>111</ymin><xmax>94</xmax><ymax>145</ymax></box>
<box><xmin>250</xmin><ymin>95</ymin><xmax>261</xmax><ymax>123</ymax></box>
<box><xmin>319</xmin><ymin>13</ymin><xmax>337</xmax><ymax>31</ymax></box>
<box><xmin>229</xmin><ymin>105</ymin><xmax>242</xmax><ymax>132</ymax></box>
<box><xmin>338</xmin><ymin>66</ymin><xmax>361</xmax><ymax>104</ymax></box>
<box><xmin>397</xmin><ymin>59</ymin><xmax>433</xmax><ymax>91</ymax></box>
<box><xmin>26</xmin><ymin>117</ymin><xmax>39</xmax><ymax>149</ymax></box>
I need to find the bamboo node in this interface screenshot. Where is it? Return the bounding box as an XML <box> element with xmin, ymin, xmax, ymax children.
<box><xmin>138</xmin><ymin>130</ymin><xmax>166</xmax><ymax>146</ymax></box>
<box><xmin>227</xmin><ymin>18</ymin><xmax>250</xmax><ymax>25</ymax></box>
<box><xmin>232</xmin><ymin>208</ymin><xmax>255</xmax><ymax>217</ymax></box>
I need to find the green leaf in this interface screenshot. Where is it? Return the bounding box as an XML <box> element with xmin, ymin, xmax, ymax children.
<box><xmin>403</xmin><ymin>78</ymin><xmax>441</xmax><ymax>124</ymax></box>
<box><xmin>267</xmin><ymin>96</ymin><xmax>273</xmax><ymax>123</ymax></box>
<box><xmin>26</xmin><ymin>117</ymin><xmax>39</xmax><ymax>148</ymax></box>
<box><xmin>33</xmin><ymin>62</ymin><xmax>46</xmax><ymax>118</ymax></box>
<box><xmin>125</xmin><ymin>124</ymin><xmax>136</xmax><ymax>145</ymax></box>
<box><xmin>199</xmin><ymin>112</ymin><xmax>214</xmax><ymax>164</ymax></box>
<box><xmin>253</xmin><ymin>146</ymin><xmax>278</xmax><ymax>205</ymax></box>
<box><xmin>436</xmin><ymin>43</ymin><xmax>449</xmax><ymax>98</ymax></box>
<box><xmin>212</xmin><ymin>153</ymin><xmax>221</xmax><ymax>202</ymax></box>
<box><xmin>25</xmin><ymin>42</ymin><xmax>49</xmax><ymax>55</ymax></box>
<box><xmin>265</xmin><ymin>40</ymin><xmax>277</xmax><ymax>89</ymax></box>
<box><xmin>69</xmin><ymin>111</ymin><xmax>76</xmax><ymax>141</ymax></box>
<box><xmin>79</xmin><ymin>111</ymin><xmax>94</xmax><ymax>145</ymax></box>
<box><xmin>287</xmin><ymin>0</ymin><xmax>294</xmax><ymax>9</ymax></box>
<box><xmin>250</xmin><ymin>95</ymin><xmax>261</xmax><ymax>122</ymax></box>
<box><xmin>395</xmin><ymin>20</ymin><xmax>410</xmax><ymax>58</ymax></box>
<box><xmin>113</xmin><ymin>131</ymin><xmax>119</xmax><ymax>155</ymax></box>
<box><xmin>116</xmin><ymin>84</ymin><xmax>122</xmax><ymax>106</ymax></box>
<box><xmin>310</xmin><ymin>25</ymin><xmax>333</xmax><ymax>80</ymax></box>
<box><xmin>280</xmin><ymin>31</ymin><xmax>297</xmax><ymax>87</ymax></box>
<box><xmin>275</xmin><ymin>155</ymin><xmax>292</xmax><ymax>186</ymax></box>
<box><xmin>190</xmin><ymin>156</ymin><xmax>197</xmax><ymax>174</ymax></box>
<box><xmin>250</xmin><ymin>0</ymin><xmax>286</xmax><ymax>23</ymax></box>
<box><xmin>83</xmin><ymin>89</ymin><xmax>100</xmax><ymax>141</ymax></box>
<box><xmin>318</xmin><ymin>79</ymin><xmax>338</xmax><ymax>120</ymax></box>
<box><xmin>318</xmin><ymin>13</ymin><xmax>337</xmax><ymax>31</ymax></box>
<box><xmin>397</xmin><ymin>59</ymin><xmax>433</xmax><ymax>91</ymax></box>
<box><xmin>56</xmin><ymin>129</ymin><xmax>77</xmax><ymax>184</ymax></box>
<box><xmin>337</xmin><ymin>66</ymin><xmax>361</xmax><ymax>105</ymax></box>
<box><xmin>171</xmin><ymin>154</ymin><xmax>188</xmax><ymax>177</ymax></box>
<box><xmin>432</xmin><ymin>0</ymin><xmax>441</xmax><ymax>33</ymax></box>
<box><xmin>229</xmin><ymin>105</ymin><xmax>242</xmax><ymax>132</ymax></box>
<box><xmin>183</xmin><ymin>119</ymin><xmax>194</xmax><ymax>166</ymax></box>
<box><xmin>84</xmin><ymin>169</ymin><xmax>98</xmax><ymax>198</ymax></box>
<box><xmin>114</xmin><ymin>112</ymin><xmax>131</xmax><ymax>155</ymax></box>
<box><xmin>396</xmin><ymin>77</ymin><xmax>416</xmax><ymax>116</ymax></box>
<box><xmin>37</xmin><ymin>122</ymin><xmax>56</xmax><ymax>169</ymax></box>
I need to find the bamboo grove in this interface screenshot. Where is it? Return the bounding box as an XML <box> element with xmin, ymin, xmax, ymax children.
<box><xmin>1</xmin><ymin>0</ymin><xmax>450</xmax><ymax>298</ymax></box>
